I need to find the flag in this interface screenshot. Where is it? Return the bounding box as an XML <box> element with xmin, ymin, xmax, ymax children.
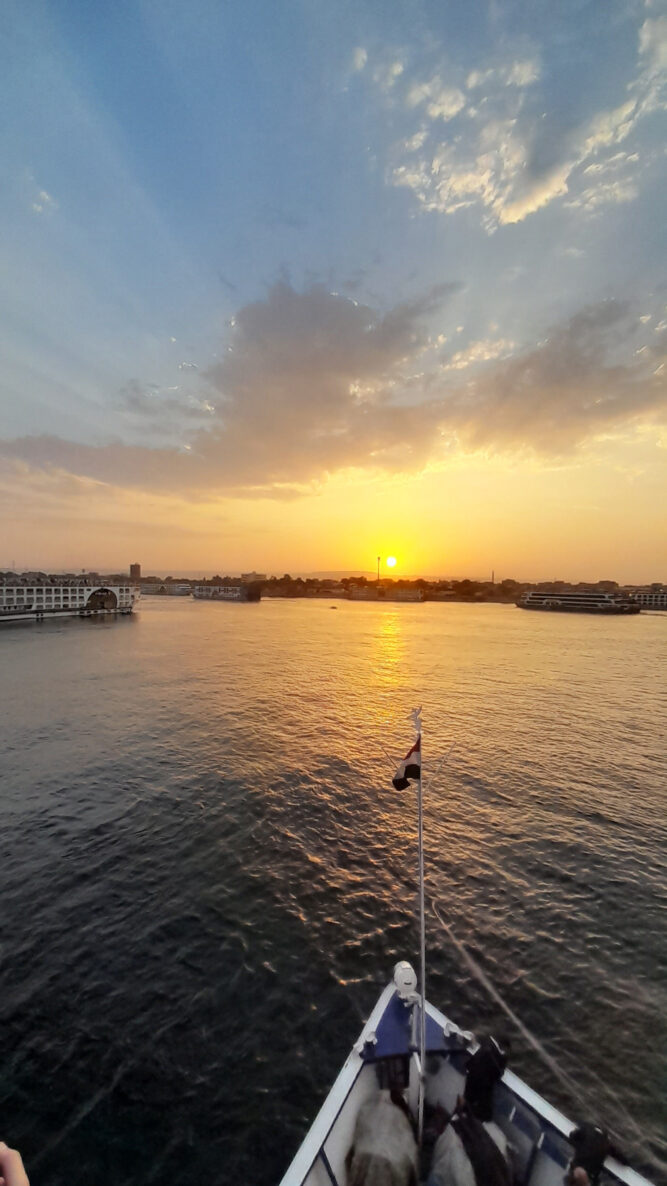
<box><xmin>392</xmin><ymin>735</ymin><xmax>421</xmax><ymax>790</ymax></box>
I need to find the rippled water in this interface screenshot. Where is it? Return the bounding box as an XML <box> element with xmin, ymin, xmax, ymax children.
<box><xmin>0</xmin><ymin>598</ymin><xmax>665</xmax><ymax>1185</ymax></box>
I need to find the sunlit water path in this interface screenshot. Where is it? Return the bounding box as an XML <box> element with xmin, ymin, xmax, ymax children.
<box><xmin>0</xmin><ymin>599</ymin><xmax>665</xmax><ymax>1184</ymax></box>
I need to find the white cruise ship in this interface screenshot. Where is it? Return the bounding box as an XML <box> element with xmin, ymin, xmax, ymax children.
<box><xmin>516</xmin><ymin>589</ymin><xmax>640</xmax><ymax>614</ymax></box>
<box><xmin>0</xmin><ymin>576</ymin><xmax>139</xmax><ymax>624</ymax></box>
<box><xmin>628</xmin><ymin>587</ymin><xmax>667</xmax><ymax>610</ymax></box>
<box><xmin>193</xmin><ymin>581</ymin><xmax>262</xmax><ymax>602</ymax></box>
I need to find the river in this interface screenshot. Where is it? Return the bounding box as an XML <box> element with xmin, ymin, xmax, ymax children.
<box><xmin>0</xmin><ymin>598</ymin><xmax>665</xmax><ymax>1184</ymax></box>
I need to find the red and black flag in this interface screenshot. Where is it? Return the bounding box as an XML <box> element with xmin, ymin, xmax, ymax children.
<box><xmin>392</xmin><ymin>735</ymin><xmax>421</xmax><ymax>790</ymax></box>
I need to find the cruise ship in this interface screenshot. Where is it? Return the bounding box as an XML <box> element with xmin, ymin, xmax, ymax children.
<box><xmin>193</xmin><ymin>581</ymin><xmax>262</xmax><ymax>602</ymax></box>
<box><xmin>0</xmin><ymin>575</ymin><xmax>139</xmax><ymax>624</ymax></box>
<box><xmin>516</xmin><ymin>589</ymin><xmax>640</xmax><ymax>614</ymax></box>
<box><xmin>628</xmin><ymin>587</ymin><xmax>667</xmax><ymax>610</ymax></box>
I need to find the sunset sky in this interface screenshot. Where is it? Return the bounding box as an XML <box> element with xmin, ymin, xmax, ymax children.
<box><xmin>1</xmin><ymin>0</ymin><xmax>665</xmax><ymax>580</ymax></box>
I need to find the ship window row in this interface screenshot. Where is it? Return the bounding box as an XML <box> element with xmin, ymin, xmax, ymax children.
<box><xmin>3</xmin><ymin>589</ymin><xmax>87</xmax><ymax>595</ymax></box>
<box><xmin>2</xmin><ymin>588</ymin><xmax>131</xmax><ymax>596</ymax></box>
<box><xmin>3</xmin><ymin>593</ymin><xmax>87</xmax><ymax>602</ymax></box>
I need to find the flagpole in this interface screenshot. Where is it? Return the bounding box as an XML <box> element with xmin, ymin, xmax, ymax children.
<box><xmin>417</xmin><ymin>731</ymin><xmax>426</xmax><ymax>1147</ymax></box>
<box><xmin>408</xmin><ymin>707</ymin><xmax>426</xmax><ymax>1148</ymax></box>
<box><xmin>392</xmin><ymin>707</ymin><xmax>426</xmax><ymax>1145</ymax></box>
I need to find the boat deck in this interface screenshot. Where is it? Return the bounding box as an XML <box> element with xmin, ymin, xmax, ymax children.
<box><xmin>279</xmin><ymin>983</ymin><xmax>653</xmax><ymax>1186</ymax></box>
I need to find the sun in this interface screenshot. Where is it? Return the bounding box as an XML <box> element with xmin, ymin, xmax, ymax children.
<box><xmin>386</xmin><ymin>556</ymin><xmax>397</xmax><ymax>568</ymax></box>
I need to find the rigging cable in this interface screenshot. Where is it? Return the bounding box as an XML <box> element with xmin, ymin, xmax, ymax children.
<box><xmin>429</xmin><ymin>897</ymin><xmax>667</xmax><ymax>1178</ymax></box>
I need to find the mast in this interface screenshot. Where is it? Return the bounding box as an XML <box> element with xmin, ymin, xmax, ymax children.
<box><xmin>411</xmin><ymin>707</ymin><xmax>426</xmax><ymax>1146</ymax></box>
<box><xmin>392</xmin><ymin>707</ymin><xmax>426</xmax><ymax>1145</ymax></box>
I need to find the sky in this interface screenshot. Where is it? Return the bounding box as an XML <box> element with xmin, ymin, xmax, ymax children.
<box><xmin>0</xmin><ymin>0</ymin><xmax>665</xmax><ymax>581</ymax></box>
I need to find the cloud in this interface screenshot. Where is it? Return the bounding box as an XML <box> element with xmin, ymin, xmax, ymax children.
<box><xmin>387</xmin><ymin>13</ymin><xmax>665</xmax><ymax>230</ymax></box>
<box><xmin>117</xmin><ymin>380</ymin><xmax>215</xmax><ymax>431</ymax></box>
<box><xmin>504</xmin><ymin>60</ymin><xmax>540</xmax><ymax>87</ymax></box>
<box><xmin>393</xmin><ymin>115</ymin><xmax>548</xmax><ymax>226</ymax></box>
<box><xmin>352</xmin><ymin>47</ymin><xmax>367</xmax><ymax>72</ymax></box>
<box><xmin>2</xmin><ymin>288</ymin><xmax>666</xmax><ymax>498</ymax></box>
<box><xmin>441</xmin><ymin>338</ymin><xmax>516</xmax><ymax>370</ymax></box>
<box><xmin>467</xmin><ymin>60</ymin><xmax>540</xmax><ymax>90</ymax></box>
<box><xmin>566</xmin><ymin>178</ymin><xmax>639</xmax><ymax>212</ymax></box>
<box><xmin>406</xmin><ymin>77</ymin><xmax>465</xmax><ymax>121</ymax></box>
<box><xmin>565</xmin><ymin>150</ymin><xmax>642</xmax><ymax>212</ymax></box>
<box><xmin>444</xmin><ymin>301</ymin><xmax>667</xmax><ymax>452</ymax></box>
<box><xmin>30</xmin><ymin>187</ymin><xmax>58</xmax><ymax>215</ymax></box>
<box><xmin>639</xmin><ymin>16</ymin><xmax>667</xmax><ymax>73</ymax></box>
<box><xmin>0</xmin><ymin>282</ymin><xmax>460</xmax><ymax>497</ymax></box>
<box><xmin>392</xmin><ymin>105</ymin><xmax>579</xmax><ymax>228</ymax></box>
<box><xmin>579</xmin><ymin>98</ymin><xmax>640</xmax><ymax>158</ymax></box>
<box><xmin>374</xmin><ymin>60</ymin><xmax>405</xmax><ymax>91</ymax></box>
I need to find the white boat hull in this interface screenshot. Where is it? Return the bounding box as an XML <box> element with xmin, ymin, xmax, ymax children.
<box><xmin>279</xmin><ymin>975</ymin><xmax>653</xmax><ymax>1186</ymax></box>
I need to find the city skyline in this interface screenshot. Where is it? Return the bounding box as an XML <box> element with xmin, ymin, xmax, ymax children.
<box><xmin>1</xmin><ymin>1</ymin><xmax>665</xmax><ymax>582</ymax></box>
<box><xmin>1</xmin><ymin>558</ymin><xmax>664</xmax><ymax>588</ymax></box>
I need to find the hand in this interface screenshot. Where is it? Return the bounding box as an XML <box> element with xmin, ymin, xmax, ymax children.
<box><xmin>570</xmin><ymin>1171</ymin><xmax>590</xmax><ymax>1186</ymax></box>
<box><xmin>0</xmin><ymin>1143</ymin><xmax>30</xmax><ymax>1186</ymax></box>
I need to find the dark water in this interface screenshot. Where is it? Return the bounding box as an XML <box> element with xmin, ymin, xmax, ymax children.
<box><xmin>0</xmin><ymin>599</ymin><xmax>665</xmax><ymax>1185</ymax></box>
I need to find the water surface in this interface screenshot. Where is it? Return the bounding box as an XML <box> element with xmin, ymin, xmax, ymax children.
<box><xmin>0</xmin><ymin>599</ymin><xmax>665</xmax><ymax>1184</ymax></box>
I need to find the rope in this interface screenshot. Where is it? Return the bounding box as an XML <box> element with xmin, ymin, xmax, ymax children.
<box><xmin>429</xmin><ymin>897</ymin><xmax>667</xmax><ymax>1178</ymax></box>
<box><xmin>430</xmin><ymin>898</ymin><xmax>591</xmax><ymax>1113</ymax></box>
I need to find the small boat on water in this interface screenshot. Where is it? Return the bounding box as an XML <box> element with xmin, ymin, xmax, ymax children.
<box><xmin>279</xmin><ymin>711</ymin><xmax>655</xmax><ymax>1186</ymax></box>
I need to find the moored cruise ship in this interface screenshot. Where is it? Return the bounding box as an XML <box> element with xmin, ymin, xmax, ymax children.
<box><xmin>0</xmin><ymin>575</ymin><xmax>139</xmax><ymax>624</ymax></box>
<box><xmin>516</xmin><ymin>589</ymin><xmax>640</xmax><ymax>614</ymax></box>
<box><xmin>193</xmin><ymin>580</ymin><xmax>262</xmax><ymax>602</ymax></box>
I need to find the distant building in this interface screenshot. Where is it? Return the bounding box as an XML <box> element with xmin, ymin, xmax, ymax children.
<box><xmin>241</xmin><ymin>571</ymin><xmax>267</xmax><ymax>582</ymax></box>
<box><xmin>130</xmin><ymin>563</ymin><xmax>141</xmax><ymax>581</ymax></box>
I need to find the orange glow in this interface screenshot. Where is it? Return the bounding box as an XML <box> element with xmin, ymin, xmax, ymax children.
<box><xmin>3</xmin><ymin>434</ymin><xmax>665</xmax><ymax>582</ymax></box>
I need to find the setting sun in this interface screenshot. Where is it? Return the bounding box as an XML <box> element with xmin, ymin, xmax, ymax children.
<box><xmin>386</xmin><ymin>556</ymin><xmax>397</xmax><ymax>568</ymax></box>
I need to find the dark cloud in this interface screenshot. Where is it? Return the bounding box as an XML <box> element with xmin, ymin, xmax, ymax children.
<box><xmin>446</xmin><ymin>300</ymin><xmax>667</xmax><ymax>452</ymax></box>
<box><xmin>1</xmin><ymin>282</ymin><xmax>456</xmax><ymax>496</ymax></box>
<box><xmin>198</xmin><ymin>279</ymin><xmax>460</xmax><ymax>486</ymax></box>
<box><xmin>0</xmin><ymin>286</ymin><xmax>664</xmax><ymax>499</ymax></box>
